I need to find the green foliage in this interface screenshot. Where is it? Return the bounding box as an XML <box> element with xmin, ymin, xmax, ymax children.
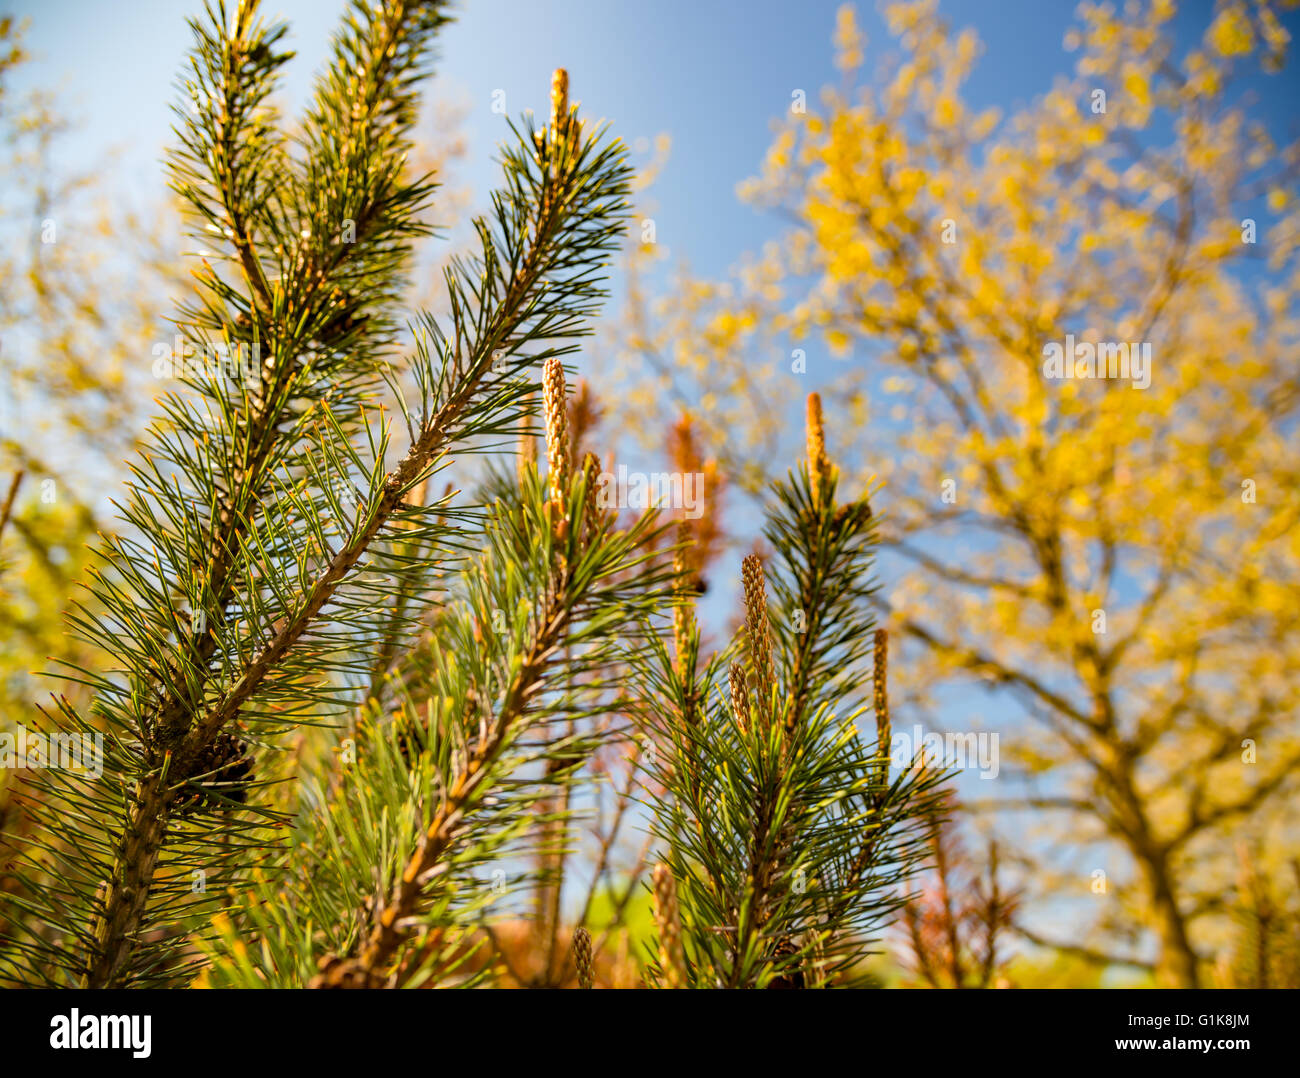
<box><xmin>0</xmin><ymin>0</ymin><xmax>635</xmax><ymax>987</ymax></box>
<box><xmin>197</xmin><ymin>464</ymin><xmax>675</xmax><ymax>987</ymax></box>
<box><xmin>635</xmin><ymin>458</ymin><xmax>945</xmax><ymax>988</ymax></box>
<box><xmin>1</xmin><ymin>0</ymin><xmax>945</xmax><ymax>992</ymax></box>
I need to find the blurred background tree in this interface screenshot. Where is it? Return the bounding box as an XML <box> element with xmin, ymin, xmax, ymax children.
<box><xmin>611</xmin><ymin>0</ymin><xmax>1300</xmax><ymax>987</ymax></box>
<box><xmin>0</xmin><ymin>14</ymin><xmax>173</xmax><ymax>714</ymax></box>
<box><xmin>0</xmin><ymin>16</ymin><xmax>180</xmax><ymax>924</ymax></box>
<box><xmin>898</xmin><ymin>789</ymin><xmax>1019</xmax><ymax>988</ymax></box>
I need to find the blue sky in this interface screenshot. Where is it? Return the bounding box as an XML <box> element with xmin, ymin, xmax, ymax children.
<box><xmin>13</xmin><ymin>0</ymin><xmax>1252</xmax><ymax>280</ymax></box>
<box><xmin>11</xmin><ymin>0</ymin><xmax>1294</xmax><ymax>389</ymax></box>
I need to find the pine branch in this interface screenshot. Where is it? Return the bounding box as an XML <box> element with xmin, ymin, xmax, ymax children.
<box><xmin>634</xmin><ymin>396</ymin><xmax>945</xmax><ymax>988</ymax></box>
<box><xmin>199</xmin><ymin>420</ymin><xmax>674</xmax><ymax>988</ymax></box>
<box><xmin>73</xmin><ymin>0</ymin><xmax>453</xmax><ymax>990</ymax></box>
<box><xmin>185</xmin><ymin>80</ymin><xmax>645</xmax><ymax>987</ymax></box>
<box><xmin>0</xmin><ymin>469</ymin><xmax>22</xmax><ymax>553</ymax></box>
<box><xmin>2</xmin><ymin>2</ymin><xmax>631</xmax><ymax>989</ymax></box>
<box><xmin>317</xmin><ymin>545</ymin><xmax>583</xmax><ymax>985</ymax></box>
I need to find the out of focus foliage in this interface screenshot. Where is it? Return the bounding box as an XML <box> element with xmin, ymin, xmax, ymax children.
<box><xmin>613</xmin><ymin>0</ymin><xmax>1300</xmax><ymax>987</ymax></box>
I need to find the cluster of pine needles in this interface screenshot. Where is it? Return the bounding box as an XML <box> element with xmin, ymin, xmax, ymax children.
<box><xmin>0</xmin><ymin>0</ymin><xmax>943</xmax><ymax>989</ymax></box>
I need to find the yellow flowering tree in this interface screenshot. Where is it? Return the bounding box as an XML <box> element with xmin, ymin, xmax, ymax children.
<box><xmin>615</xmin><ymin>0</ymin><xmax>1300</xmax><ymax>987</ymax></box>
<box><xmin>0</xmin><ymin>17</ymin><xmax>179</xmax><ymax>892</ymax></box>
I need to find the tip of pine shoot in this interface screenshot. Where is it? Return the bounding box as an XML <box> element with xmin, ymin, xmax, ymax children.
<box><xmin>542</xmin><ymin>358</ymin><xmax>571</xmax><ymax>519</ymax></box>
<box><xmin>806</xmin><ymin>391</ymin><xmax>833</xmax><ymax>504</ymax></box>
<box><xmin>551</xmin><ymin>68</ymin><xmax>569</xmax><ymax>129</ymax></box>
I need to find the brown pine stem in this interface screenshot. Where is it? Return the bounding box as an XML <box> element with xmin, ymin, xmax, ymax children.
<box><xmin>652</xmin><ymin>863</ymin><xmax>687</xmax><ymax>988</ymax></box>
<box><xmin>0</xmin><ymin>469</ymin><xmax>23</xmax><ymax>551</ymax></box>
<box><xmin>741</xmin><ymin>553</ymin><xmax>776</xmax><ymax>730</ymax></box>
<box><xmin>572</xmin><ymin>926</ymin><xmax>594</xmax><ymax>989</ymax></box>
<box><xmin>84</xmin><ymin>772</ymin><xmax>173</xmax><ymax>989</ymax></box>
<box><xmin>313</xmin><ymin>572</ymin><xmax>576</xmax><ymax>987</ymax></box>
<box><xmin>533</xmin><ymin>357</ymin><xmax>573</xmax><ymax>983</ymax></box>
<box><xmin>872</xmin><ymin>628</ymin><xmax>890</xmax><ymax>790</ymax></box>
